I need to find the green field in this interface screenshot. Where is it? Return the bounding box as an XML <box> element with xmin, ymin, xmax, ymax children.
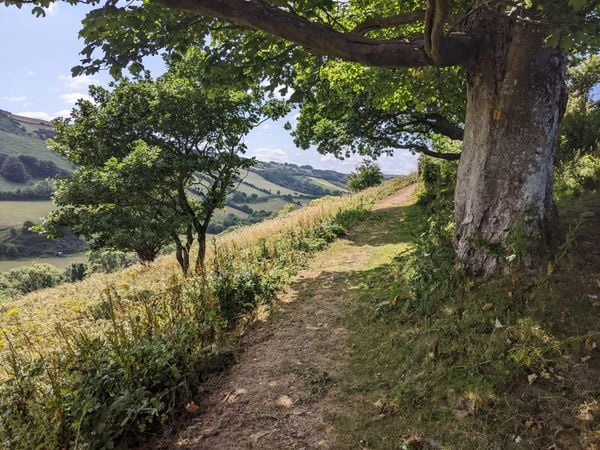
<box><xmin>0</xmin><ymin>130</ymin><xmax>69</xmax><ymax>170</ymax></box>
<box><xmin>0</xmin><ymin>200</ymin><xmax>54</xmax><ymax>226</ymax></box>
<box><xmin>241</xmin><ymin>170</ymin><xmax>302</xmax><ymax>196</ymax></box>
<box><xmin>307</xmin><ymin>176</ymin><xmax>348</xmax><ymax>193</ymax></box>
<box><xmin>235</xmin><ymin>182</ymin><xmax>268</xmax><ymax>198</ymax></box>
<box><xmin>250</xmin><ymin>197</ymin><xmax>292</xmax><ymax>213</ymax></box>
<box><xmin>0</xmin><ymin>252</ymin><xmax>87</xmax><ymax>272</ymax></box>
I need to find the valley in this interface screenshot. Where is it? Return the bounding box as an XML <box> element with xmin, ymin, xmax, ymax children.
<box><xmin>0</xmin><ymin>110</ymin><xmax>351</xmax><ymax>271</ymax></box>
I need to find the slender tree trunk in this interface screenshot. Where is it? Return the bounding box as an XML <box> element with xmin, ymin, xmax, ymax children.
<box><xmin>454</xmin><ymin>18</ymin><xmax>567</xmax><ymax>277</ymax></box>
<box><xmin>194</xmin><ymin>224</ymin><xmax>209</xmax><ymax>275</ymax></box>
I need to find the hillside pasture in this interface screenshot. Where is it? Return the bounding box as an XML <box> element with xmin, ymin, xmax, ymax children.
<box><xmin>235</xmin><ymin>181</ymin><xmax>268</xmax><ymax>198</ymax></box>
<box><xmin>0</xmin><ymin>130</ymin><xmax>69</xmax><ymax>170</ymax></box>
<box><xmin>307</xmin><ymin>176</ymin><xmax>349</xmax><ymax>193</ymax></box>
<box><xmin>212</xmin><ymin>205</ymin><xmax>250</xmax><ymax>221</ymax></box>
<box><xmin>249</xmin><ymin>197</ymin><xmax>293</xmax><ymax>213</ymax></box>
<box><xmin>0</xmin><ymin>200</ymin><xmax>54</xmax><ymax>226</ymax></box>
<box><xmin>241</xmin><ymin>170</ymin><xmax>302</xmax><ymax>196</ymax></box>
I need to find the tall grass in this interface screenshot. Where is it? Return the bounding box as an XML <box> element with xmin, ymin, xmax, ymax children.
<box><xmin>0</xmin><ymin>176</ymin><xmax>414</xmax><ymax>449</ymax></box>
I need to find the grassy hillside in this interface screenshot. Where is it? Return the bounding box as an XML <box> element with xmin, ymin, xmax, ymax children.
<box><xmin>0</xmin><ymin>177</ymin><xmax>410</xmax><ymax>449</ymax></box>
<box><xmin>0</xmin><ymin>200</ymin><xmax>54</xmax><ymax>227</ymax></box>
<box><xmin>0</xmin><ymin>111</ymin><xmax>68</xmax><ymax>171</ymax></box>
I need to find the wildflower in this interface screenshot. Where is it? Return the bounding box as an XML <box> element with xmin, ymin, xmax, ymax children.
<box><xmin>6</xmin><ymin>308</ymin><xmax>20</xmax><ymax>318</ymax></box>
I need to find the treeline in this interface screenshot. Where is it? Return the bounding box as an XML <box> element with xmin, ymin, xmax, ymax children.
<box><xmin>258</xmin><ymin>161</ymin><xmax>347</xmax><ymax>187</ymax></box>
<box><xmin>0</xmin><ymin>222</ymin><xmax>85</xmax><ymax>259</ymax></box>
<box><xmin>254</xmin><ymin>166</ymin><xmax>337</xmax><ymax>197</ymax></box>
<box><xmin>0</xmin><ymin>181</ymin><xmax>53</xmax><ymax>200</ymax></box>
<box><xmin>0</xmin><ymin>153</ymin><xmax>69</xmax><ymax>199</ymax></box>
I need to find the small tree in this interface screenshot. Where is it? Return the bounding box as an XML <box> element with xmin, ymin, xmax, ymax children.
<box><xmin>44</xmin><ymin>50</ymin><xmax>287</xmax><ymax>275</ymax></box>
<box><xmin>0</xmin><ymin>156</ymin><xmax>30</xmax><ymax>184</ymax></box>
<box><xmin>347</xmin><ymin>160</ymin><xmax>384</xmax><ymax>192</ymax></box>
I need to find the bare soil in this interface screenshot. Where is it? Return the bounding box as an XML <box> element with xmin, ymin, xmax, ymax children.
<box><xmin>151</xmin><ymin>185</ymin><xmax>416</xmax><ymax>450</ymax></box>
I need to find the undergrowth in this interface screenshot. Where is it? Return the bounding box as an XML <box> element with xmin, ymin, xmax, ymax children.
<box><xmin>0</xmin><ymin>177</ymin><xmax>413</xmax><ymax>449</ymax></box>
<box><xmin>337</xmin><ymin>157</ymin><xmax>600</xmax><ymax>449</ymax></box>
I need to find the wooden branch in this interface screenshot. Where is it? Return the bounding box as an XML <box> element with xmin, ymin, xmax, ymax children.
<box><xmin>424</xmin><ymin>0</ymin><xmax>450</xmax><ymax>64</ymax></box>
<box><xmin>352</xmin><ymin>11</ymin><xmax>425</xmax><ymax>35</ymax></box>
<box><xmin>155</xmin><ymin>0</ymin><xmax>475</xmax><ymax>68</ymax></box>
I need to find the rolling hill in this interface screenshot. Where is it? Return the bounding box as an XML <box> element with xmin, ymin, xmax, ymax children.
<box><xmin>0</xmin><ymin>110</ymin><xmax>350</xmax><ymax>267</ymax></box>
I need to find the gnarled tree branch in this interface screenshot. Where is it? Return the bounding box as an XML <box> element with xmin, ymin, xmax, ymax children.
<box><xmin>352</xmin><ymin>11</ymin><xmax>425</xmax><ymax>35</ymax></box>
<box><xmin>155</xmin><ymin>0</ymin><xmax>475</xmax><ymax>67</ymax></box>
<box><xmin>424</xmin><ymin>0</ymin><xmax>450</xmax><ymax>64</ymax></box>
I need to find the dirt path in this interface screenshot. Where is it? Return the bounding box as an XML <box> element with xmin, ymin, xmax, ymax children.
<box><xmin>154</xmin><ymin>184</ymin><xmax>417</xmax><ymax>450</ymax></box>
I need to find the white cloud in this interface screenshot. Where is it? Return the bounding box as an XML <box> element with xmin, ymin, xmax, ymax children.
<box><xmin>249</xmin><ymin>147</ymin><xmax>289</xmax><ymax>163</ymax></box>
<box><xmin>25</xmin><ymin>69</ymin><xmax>35</xmax><ymax>76</ymax></box>
<box><xmin>14</xmin><ymin>109</ymin><xmax>74</xmax><ymax>121</ymax></box>
<box><xmin>1</xmin><ymin>96</ymin><xmax>28</xmax><ymax>105</ymax></box>
<box><xmin>59</xmin><ymin>74</ymin><xmax>98</xmax><ymax>90</ymax></box>
<box><xmin>53</xmin><ymin>109</ymin><xmax>72</xmax><ymax>119</ymax></box>
<box><xmin>14</xmin><ymin>111</ymin><xmax>53</xmax><ymax>121</ymax></box>
<box><xmin>273</xmin><ymin>85</ymin><xmax>294</xmax><ymax>101</ymax></box>
<box><xmin>46</xmin><ymin>2</ymin><xmax>58</xmax><ymax>15</ymax></box>
<box><xmin>59</xmin><ymin>92</ymin><xmax>92</xmax><ymax>105</ymax></box>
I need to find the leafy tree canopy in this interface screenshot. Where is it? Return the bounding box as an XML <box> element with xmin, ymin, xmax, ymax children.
<box><xmin>42</xmin><ymin>49</ymin><xmax>288</xmax><ymax>273</ymax></box>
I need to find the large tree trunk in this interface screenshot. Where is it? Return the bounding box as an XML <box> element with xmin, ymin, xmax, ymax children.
<box><xmin>454</xmin><ymin>18</ymin><xmax>567</xmax><ymax>277</ymax></box>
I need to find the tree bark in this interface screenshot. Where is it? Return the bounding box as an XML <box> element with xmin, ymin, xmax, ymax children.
<box><xmin>454</xmin><ymin>18</ymin><xmax>567</xmax><ymax>277</ymax></box>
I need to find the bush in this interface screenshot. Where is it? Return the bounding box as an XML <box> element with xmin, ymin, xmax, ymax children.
<box><xmin>554</xmin><ymin>153</ymin><xmax>600</xmax><ymax>202</ymax></box>
<box><xmin>0</xmin><ymin>283</ymin><xmax>224</xmax><ymax>449</ymax></box>
<box><xmin>88</xmin><ymin>248</ymin><xmax>137</xmax><ymax>273</ymax></box>
<box><xmin>0</xmin><ymin>156</ymin><xmax>30</xmax><ymax>184</ymax></box>
<box><xmin>63</xmin><ymin>262</ymin><xmax>88</xmax><ymax>282</ymax></box>
<box><xmin>0</xmin><ymin>273</ymin><xmax>20</xmax><ymax>302</ymax></box>
<box><xmin>346</xmin><ymin>160</ymin><xmax>384</xmax><ymax>192</ymax></box>
<box><xmin>6</xmin><ymin>263</ymin><xmax>63</xmax><ymax>294</ymax></box>
<box><xmin>396</xmin><ymin>156</ymin><xmax>461</xmax><ymax>316</ymax></box>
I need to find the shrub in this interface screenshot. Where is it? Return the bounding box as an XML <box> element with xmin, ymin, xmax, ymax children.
<box><xmin>554</xmin><ymin>153</ymin><xmax>600</xmax><ymax>202</ymax></box>
<box><xmin>0</xmin><ymin>156</ymin><xmax>30</xmax><ymax>184</ymax></box>
<box><xmin>6</xmin><ymin>263</ymin><xmax>63</xmax><ymax>294</ymax></box>
<box><xmin>346</xmin><ymin>159</ymin><xmax>384</xmax><ymax>192</ymax></box>
<box><xmin>88</xmin><ymin>248</ymin><xmax>137</xmax><ymax>273</ymax></box>
<box><xmin>63</xmin><ymin>262</ymin><xmax>87</xmax><ymax>282</ymax></box>
<box><xmin>396</xmin><ymin>156</ymin><xmax>461</xmax><ymax>316</ymax></box>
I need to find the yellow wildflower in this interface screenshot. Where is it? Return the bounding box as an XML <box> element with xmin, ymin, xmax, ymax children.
<box><xmin>6</xmin><ymin>308</ymin><xmax>20</xmax><ymax>318</ymax></box>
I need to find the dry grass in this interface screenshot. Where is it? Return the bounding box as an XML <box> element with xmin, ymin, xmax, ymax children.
<box><xmin>0</xmin><ymin>176</ymin><xmax>414</xmax><ymax>355</ymax></box>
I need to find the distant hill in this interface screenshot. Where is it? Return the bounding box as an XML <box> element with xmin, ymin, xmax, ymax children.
<box><xmin>0</xmin><ymin>110</ymin><xmax>349</xmax><ymax>232</ymax></box>
<box><xmin>209</xmin><ymin>160</ymin><xmax>349</xmax><ymax>232</ymax></box>
<box><xmin>0</xmin><ymin>110</ymin><xmax>70</xmax><ymax>199</ymax></box>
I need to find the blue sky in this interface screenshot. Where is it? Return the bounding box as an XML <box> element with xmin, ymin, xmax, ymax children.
<box><xmin>0</xmin><ymin>3</ymin><xmax>418</xmax><ymax>174</ymax></box>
